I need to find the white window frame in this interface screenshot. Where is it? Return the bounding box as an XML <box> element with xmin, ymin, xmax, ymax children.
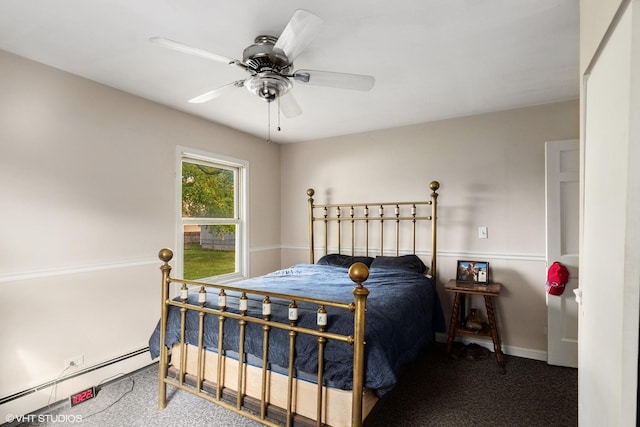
<box><xmin>175</xmin><ymin>146</ymin><xmax>249</xmax><ymax>283</ymax></box>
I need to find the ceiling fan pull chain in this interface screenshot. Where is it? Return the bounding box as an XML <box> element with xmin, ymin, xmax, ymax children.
<box><xmin>277</xmin><ymin>96</ymin><xmax>282</xmax><ymax>132</ymax></box>
<box><xmin>267</xmin><ymin>101</ymin><xmax>272</xmax><ymax>143</ymax></box>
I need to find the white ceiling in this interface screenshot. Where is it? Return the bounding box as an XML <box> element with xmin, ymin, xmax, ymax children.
<box><xmin>0</xmin><ymin>1</ymin><xmax>579</xmax><ymax>144</ymax></box>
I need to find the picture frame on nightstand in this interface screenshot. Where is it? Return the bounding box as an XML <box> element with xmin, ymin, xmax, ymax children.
<box><xmin>456</xmin><ymin>260</ymin><xmax>489</xmax><ymax>284</ymax></box>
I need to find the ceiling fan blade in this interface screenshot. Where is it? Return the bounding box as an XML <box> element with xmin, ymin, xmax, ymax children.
<box><xmin>279</xmin><ymin>92</ymin><xmax>302</xmax><ymax>118</ymax></box>
<box><xmin>270</xmin><ymin>9</ymin><xmax>324</xmax><ymax>66</ymax></box>
<box><xmin>293</xmin><ymin>69</ymin><xmax>375</xmax><ymax>91</ymax></box>
<box><xmin>150</xmin><ymin>37</ymin><xmax>244</xmax><ymax>67</ymax></box>
<box><xmin>188</xmin><ymin>80</ymin><xmax>245</xmax><ymax>104</ymax></box>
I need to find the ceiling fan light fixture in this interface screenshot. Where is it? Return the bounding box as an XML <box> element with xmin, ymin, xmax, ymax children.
<box><xmin>245</xmin><ymin>72</ymin><xmax>292</xmax><ymax>102</ymax></box>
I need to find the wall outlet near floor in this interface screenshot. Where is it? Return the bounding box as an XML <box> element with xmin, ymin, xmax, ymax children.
<box><xmin>64</xmin><ymin>355</ymin><xmax>84</xmax><ymax>369</ymax></box>
<box><xmin>478</xmin><ymin>226</ymin><xmax>488</xmax><ymax>239</ymax></box>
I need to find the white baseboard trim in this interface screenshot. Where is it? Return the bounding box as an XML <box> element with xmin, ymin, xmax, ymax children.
<box><xmin>0</xmin><ymin>347</ymin><xmax>150</xmax><ymax>406</ymax></box>
<box><xmin>435</xmin><ymin>332</ymin><xmax>547</xmax><ymax>362</ymax></box>
<box><xmin>0</xmin><ymin>347</ymin><xmax>153</xmax><ymax>424</ymax></box>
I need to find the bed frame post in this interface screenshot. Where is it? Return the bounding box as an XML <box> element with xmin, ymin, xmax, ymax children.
<box><xmin>429</xmin><ymin>181</ymin><xmax>440</xmax><ymax>281</ymax></box>
<box><xmin>349</xmin><ymin>263</ymin><xmax>370</xmax><ymax>427</ymax></box>
<box><xmin>307</xmin><ymin>188</ymin><xmax>315</xmax><ymax>263</ymax></box>
<box><xmin>158</xmin><ymin>248</ymin><xmax>173</xmax><ymax>409</ymax></box>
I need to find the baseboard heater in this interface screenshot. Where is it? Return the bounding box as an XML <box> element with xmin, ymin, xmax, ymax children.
<box><xmin>0</xmin><ymin>347</ymin><xmax>149</xmax><ymax>406</ymax></box>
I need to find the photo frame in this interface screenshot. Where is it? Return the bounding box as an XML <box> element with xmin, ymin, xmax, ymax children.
<box><xmin>456</xmin><ymin>260</ymin><xmax>489</xmax><ymax>284</ymax></box>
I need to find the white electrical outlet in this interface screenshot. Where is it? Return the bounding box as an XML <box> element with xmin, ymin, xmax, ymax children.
<box><xmin>478</xmin><ymin>226</ymin><xmax>488</xmax><ymax>239</ymax></box>
<box><xmin>64</xmin><ymin>355</ymin><xmax>84</xmax><ymax>369</ymax></box>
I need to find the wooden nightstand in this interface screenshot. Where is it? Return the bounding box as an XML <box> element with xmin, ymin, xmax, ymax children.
<box><xmin>445</xmin><ymin>279</ymin><xmax>504</xmax><ymax>368</ymax></box>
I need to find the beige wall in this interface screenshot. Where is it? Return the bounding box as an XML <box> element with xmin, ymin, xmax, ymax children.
<box><xmin>281</xmin><ymin>100</ymin><xmax>579</xmax><ymax>357</ymax></box>
<box><xmin>0</xmin><ymin>49</ymin><xmax>281</xmax><ymax>417</ymax></box>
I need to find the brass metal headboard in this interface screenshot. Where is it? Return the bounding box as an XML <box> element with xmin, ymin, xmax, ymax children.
<box><xmin>307</xmin><ymin>181</ymin><xmax>440</xmax><ymax>279</ymax></box>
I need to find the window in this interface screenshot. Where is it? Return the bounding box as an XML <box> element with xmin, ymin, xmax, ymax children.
<box><xmin>177</xmin><ymin>147</ymin><xmax>247</xmax><ymax>281</ymax></box>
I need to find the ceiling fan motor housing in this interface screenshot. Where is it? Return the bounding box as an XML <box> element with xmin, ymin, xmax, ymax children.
<box><xmin>243</xmin><ymin>36</ymin><xmax>291</xmax><ymax>73</ymax></box>
<box><xmin>243</xmin><ymin>35</ymin><xmax>293</xmax><ymax>101</ymax></box>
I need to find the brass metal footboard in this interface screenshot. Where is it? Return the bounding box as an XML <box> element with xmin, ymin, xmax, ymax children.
<box><xmin>157</xmin><ymin>248</ymin><xmax>370</xmax><ymax>427</ymax></box>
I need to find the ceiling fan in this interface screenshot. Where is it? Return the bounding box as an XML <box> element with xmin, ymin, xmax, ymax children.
<box><xmin>149</xmin><ymin>9</ymin><xmax>375</xmax><ymax>118</ymax></box>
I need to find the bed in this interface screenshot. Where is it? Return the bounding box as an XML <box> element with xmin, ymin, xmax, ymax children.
<box><xmin>149</xmin><ymin>181</ymin><xmax>444</xmax><ymax>427</ymax></box>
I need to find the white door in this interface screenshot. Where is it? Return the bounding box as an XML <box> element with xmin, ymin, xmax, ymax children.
<box><xmin>580</xmin><ymin>4</ymin><xmax>640</xmax><ymax>423</ymax></box>
<box><xmin>545</xmin><ymin>139</ymin><xmax>579</xmax><ymax>367</ymax></box>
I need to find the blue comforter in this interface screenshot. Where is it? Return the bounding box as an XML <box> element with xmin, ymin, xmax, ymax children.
<box><xmin>148</xmin><ymin>264</ymin><xmax>444</xmax><ymax>396</ymax></box>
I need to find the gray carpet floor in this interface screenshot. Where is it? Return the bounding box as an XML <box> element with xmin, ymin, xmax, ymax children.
<box><xmin>365</xmin><ymin>342</ymin><xmax>577</xmax><ymax>427</ymax></box>
<box><xmin>19</xmin><ymin>342</ymin><xmax>577</xmax><ymax>427</ymax></box>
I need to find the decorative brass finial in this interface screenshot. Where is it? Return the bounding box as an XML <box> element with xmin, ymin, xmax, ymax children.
<box><xmin>429</xmin><ymin>181</ymin><xmax>440</xmax><ymax>192</ymax></box>
<box><xmin>348</xmin><ymin>262</ymin><xmax>370</xmax><ymax>285</ymax></box>
<box><xmin>158</xmin><ymin>248</ymin><xmax>173</xmax><ymax>262</ymax></box>
<box><xmin>307</xmin><ymin>188</ymin><xmax>315</xmax><ymax>197</ymax></box>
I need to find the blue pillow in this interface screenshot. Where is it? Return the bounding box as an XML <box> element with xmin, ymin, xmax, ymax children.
<box><xmin>370</xmin><ymin>255</ymin><xmax>428</xmax><ymax>274</ymax></box>
<box><xmin>316</xmin><ymin>254</ymin><xmax>374</xmax><ymax>268</ymax></box>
